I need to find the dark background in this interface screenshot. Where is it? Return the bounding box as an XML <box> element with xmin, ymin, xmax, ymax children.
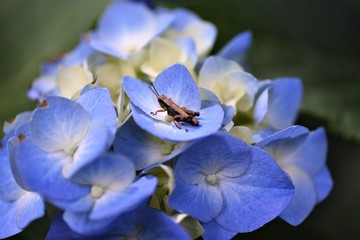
<box><xmin>1</xmin><ymin>0</ymin><xmax>359</xmax><ymax>239</ymax></box>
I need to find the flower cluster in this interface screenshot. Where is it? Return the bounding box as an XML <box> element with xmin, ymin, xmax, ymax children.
<box><xmin>0</xmin><ymin>0</ymin><xmax>333</xmax><ymax>239</ymax></box>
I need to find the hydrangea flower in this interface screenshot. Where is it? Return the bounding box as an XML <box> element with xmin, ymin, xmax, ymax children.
<box><xmin>113</xmin><ymin>117</ymin><xmax>193</xmax><ymax>173</ymax></box>
<box><xmin>198</xmin><ymin>56</ymin><xmax>258</xmax><ymax>112</ymax></box>
<box><xmin>256</xmin><ymin>125</ymin><xmax>333</xmax><ymax>225</ymax></box>
<box><xmin>217</xmin><ymin>30</ymin><xmax>253</xmax><ymax>67</ymax></box>
<box><xmin>168</xmin><ymin>131</ymin><xmax>295</xmax><ymax>237</ymax></box>
<box><xmin>90</xmin><ymin>0</ymin><xmax>174</xmax><ymax>60</ymax></box>
<box><xmin>160</xmin><ymin>8</ymin><xmax>217</xmax><ymax>58</ymax></box>
<box><xmin>53</xmin><ymin>153</ymin><xmax>157</xmax><ymax>234</ymax></box>
<box><xmin>123</xmin><ymin>64</ymin><xmax>224</xmax><ymax>142</ymax></box>
<box><xmin>11</xmin><ymin>88</ymin><xmax>117</xmax><ymax>202</ymax></box>
<box><xmin>140</xmin><ymin>37</ymin><xmax>197</xmax><ymax>79</ymax></box>
<box><xmin>46</xmin><ymin>206</ymin><xmax>191</xmax><ymax>240</ymax></box>
<box><xmin>0</xmin><ymin>112</ymin><xmax>45</xmax><ymax>239</ymax></box>
<box><xmin>252</xmin><ymin>77</ymin><xmax>303</xmax><ymax>142</ymax></box>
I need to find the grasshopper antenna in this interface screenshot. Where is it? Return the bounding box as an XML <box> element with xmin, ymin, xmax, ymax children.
<box><xmin>148</xmin><ymin>83</ymin><xmax>160</xmax><ymax>97</ymax></box>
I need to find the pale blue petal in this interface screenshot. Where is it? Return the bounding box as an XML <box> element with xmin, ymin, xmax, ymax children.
<box><xmin>15</xmin><ymin>122</ymin><xmax>31</xmax><ymax>138</ymax></box>
<box><xmin>176</xmin><ymin>132</ymin><xmax>251</xmax><ymax>184</ymax></box>
<box><xmin>267</xmin><ymin>77</ymin><xmax>303</xmax><ymax>130</ymax></box>
<box><xmin>0</xmin><ymin>148</ymin><xmax>23</xmax><ymax>201</ymax></box>
<box><xmin>154</xmin><ymin>11</ymin><xmax>175</xmax><ymax>36</ymax></box>
<box><xmin>64</xmin><ymin>210</ymin><xmax>117</xmax><ymax>234</ymax></box>
<box><xmin>130</xmin><ymin>207</ymin><xmax>191</xmax><ymax>240</ymax></box>
<box><xmin>252</xmin><ymin>127</ymin><xmax>277</xmax><ymax>143</ymax></box>
<box><xmin>15</xmin><ymin>192</ymin><xmax>45</xmax><ymax>229</ymax></box>
<box><xmin>51</xmin><ymin>194</ymin><xmax>93</xmax><ymax>213</ymax></box>
<box><xmin>30</xmin><ymin>97</ymin><xmax>91</xmax><ymax>152</ymax></box>
<box><xmin>153</xmin><ymin>64</ymin><xmax>201</xmax><ymax>111</ymax></box>
<box><xmin>253</xmin><ymin>87</ymin><xmax>269</xmax><ymax>124</ymax></box>
<box><xmin>202</xmin><ymin>220</ymin><xmax>237</xmax><ymax>240</ymax></box>
<box><xmin>114</xmin><ymin>117</ymin><xmax>192</xmax><ymax>171</ymax></box>
<box><xmin>0</xmin><ymin>199</ymin><xmax>21</xmax><ymax>238</ymax></box>
<box><xmin>168</xmin><ymin>178</ymin><xmax>223</xmax><ymax>223</ymax></box>
<box><xmin>132</xmin><ymin>103</ymin><xmax>223</xmax><ymax>142</ymax></box>
<box><xmin>215</xmin><ymin>146</ymin><xmax>294</xmax><ymax>232</ymax></box>
<box><xmin>199</xmin><ymin>56</ymin><xmax>242</xmax><ymax>90</ymax></box>
<box><xmin>313</xmin><ymin>166</ymin><xmax>333</xmax><ymax>203</ymax></box>
<box><xmin>280</xmin><ymin>166</ymin><xmax>317</xmax><ymax>226</ymax></box>
<box><xmin>279</xmin><ymin>127</ymin><xmax>328</xmax><ymax>176</ymax></box>
<box><xmin>70</xmin><ymin>153</ymin><xmax>135</xmax><ymax>191</ymax></box>
<box><xmin>218</xmin><ymin>30</ymin><xmax>252</xmax><ymax>66</ymax></box>
<box><xmin>13</xmin><ymin>139</ymin><xmax>89</xmax><ymax>201</ymax></box>
<box><xmin>46</xmin><ymin>213</ymin><xmax>84</xmax><ymax>240</ymax></box>
<box><xmin>3</xmin><ymin>111</ymin><xmax>32</xmax><ymax>135</ymax></box>
<box><xmin>77</xmin><ymin>88</ymin><xmax>117</xmax><ymax>137</ymax></box>
<box><xmin>122</xmin><ymin>76</ymin><xmax>160</xmax><ymax>119</ymax></box>
<box><xmin>91</xmin><ymin>1</ymin><xmax>157</xmax><ymax>58</ymax></box>
<box><xmin>256</xmin><ymin>125</ymin><xmax>308</xmax><ymax>148</ymax></box>
<box><xmin>90</xmin><ymin>176</ymin><xmax>157</xmax><ymax>220</ymax></box>
<box><xmin>62</xmin><ymin>122</ymin><xmax>112</xmax><ymax>178</ymax></box>
<box><xmin>0</xmin><ymin>192</ymin><xmax>44</xmax><ymax>239</ymax></box>
<box><xmin>41</xmin><ymin>37</ymin><xmax>96</xmax><ymax>75</ymax></box>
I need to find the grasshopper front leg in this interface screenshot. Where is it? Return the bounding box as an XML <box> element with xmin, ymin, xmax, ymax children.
<box><xmin>150</xmin><ymin>109</ymin><xmax>166</xmax><ymax>115</ymax></box>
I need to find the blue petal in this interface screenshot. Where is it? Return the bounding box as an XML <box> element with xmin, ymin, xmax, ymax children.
<box><xmin>46</xmin><ymin>213</ymin><xmax>84</xmax><ymax>240</ymax></box>
<box><xmin>0</xmin><ymin>192</ymin><xmax>44</xmax><ymax>239</ymax></box>
<box><xmin>175</xmin><ymin>132</ymin><xmax>251</xmax><ymax>184</ymax></box>
<box><xmin>113</xmin><ymin>117</ymin><xmax>192</xmax><ymax>171</ymax></box>
<box><xmin>63</xmin><ymin>210</ymin><xmax>117</xmax><ymax>235</ymax></box>
<box><xmin>267</xmin><ymin>77</ymin><xmax>303</xmax><ymax>130</ymax></box>
<box><xmin>202</xmin><ymin>220</ymin><xmax>237</xmax><ymax>240</ymax></box>
<box><xmin>41</xmin><ymin>37</ymin><xmax>96</xmax><ymax>75</ymax></box>
<box><xmin>30</xmin><ymin>97</ymin><xmax>91</xmax><ymax>153</ymax></box>
<box><xmin>279</xmin><ymin>166</ymin><xmax>317</xmax><ymax>226</ymax></box>
<box><xmin>217</xmin><ymin>30</ymin><xmax>252</xmax><ymax>66</ymax></box>
<box><xmin>15</xmin><ymin>192</ymin><xmax>45</xmax><ymax>229</ymax></box>
<box><xmin>279</xmin><ymin>127</ymin><xmax>328</xmax><ymax>176</ymax></box>
<box><xmin>0</xmin><ymin>199</ymin><xmax>22</xmax><ymax>238</ymax></box>
<box><xmin>129</xmin><ymin>207</ymin><xmax>191</xmax><ymax>240</ymax></box>
<box><xmin>168</xmin><ymin>177</ymin><xmax>223</xmax><ymax>223</ymax></box>
<box><xmin>3</xmin><ymin>111</ymin><xmax>32</xmax><ymax>135</ymax></box>
<box><xmin>131</xmin><ymin>103</ymin><xmax>223</xmax><ymax>142</ymax></box>
<box><xmin>90</xmin><ymin>176</ymin><xmax>157</xmax><ymax>220</ymax></box>
<box><xmin>215</xmin><ymin>146</ymin><xmax>294</xmax><ymax>232</ymax></box>
<box><xmin>91</xmin><ymin>1</ymin><xmax>167</xmax><ymax>59</ymax></box>
<box><xmin>313</xmin><ymin>166</ymin><xmax>333</xmax><ymax>203</ymax></box>
<box><xmin>62</xmin><ymin>122</ymin><xmax>112</xmax><ymax>178</ymax></box>
<box><xmin>0</xmin><ymin>148</ymin><xmax>23</xmax><ymax>201</ymax></box>
<box><xmin>153</xmin><ymin>64</ymin><xmax>201</xmax><ymax>111</ymax></box>
<box><xmin>51</xmin><ymin>194</ymin><xmax>93</xmax><ymax>213</ymax></box>
<box><xmin>256</xmin><ymin>125</ymin><xmax>309</xmax><ymax>148</ymax></box>
<box><xmin>77</xmin><ymin>88</ymin><xmax>117</xmax><ymax>137</ymax></box>
<box><xmin>253</xmin><ymin>87</ymin><xmax>269</xmax><ymax>124</ymax></box>
<box><xmin>122</xmin><ymin>76</ymin><xmax>160</xmax><ymax>119</ymax></box>
<box><xmin>13</xmin><ymin>139</ymin><xmax>89</xmax><ymax>201</ymax></box>
<box><xmin>70</xmin><ymin>153</ymin><xmax>135</xmax><ymax>191</ymax></box>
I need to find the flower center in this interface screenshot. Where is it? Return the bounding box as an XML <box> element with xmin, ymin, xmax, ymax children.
<box><xmin>206</xmin><ymin>174</ymin><xmax>218</xmax><ymax>186</ymax></box>
<box><xmin>91</xmin><ymin>185</ymin><xmax>105</xmax><ymax>199</ymax></box>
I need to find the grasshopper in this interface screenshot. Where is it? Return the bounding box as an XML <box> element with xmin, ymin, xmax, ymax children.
<box><xmin>148</xmin><ymin>84</ymin><xmax>200</xmax><ymax>130</ymax></box>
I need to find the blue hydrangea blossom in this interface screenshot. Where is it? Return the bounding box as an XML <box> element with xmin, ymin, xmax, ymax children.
<box><xmin>256</xmin><ymin>125</ymin><xmax>333</xmax><ymax>225</ymax></box>
<box><xmin>46</xmin><ymin>206</ymin><xmax>191</xmax><ymax>240</ymax></box>
<box><xmin>90</xmin><ymin>0</ymin><xmax>174</xmax><ymax>60</ymax></box>
<box><xmin>0</xmin><ymin>112</ymin><xmax>45</xmax><ymax>239</ymax></box>
<box><xmin>53</xmin><ymin>153</ymin><xmax>158</xmax><ymax>234</ymax></box>
<box><xmin>168</xmin><ymin>132</ymin><xmax>295</xmax><ymax>237</ymax></box>
<box><xmin>11</xmin><ymin>88</ymin><xmax>117</xmax><ymax>202</ymax></box>
<box><xmin>123</xmin><ymin>64</ymin><xmax>224</xmax><ymax>142</ymax></box>
<box><xmin>252</xmin><ymin>77</ymin><xmax>303</xmax><ymax>142</ymax></box>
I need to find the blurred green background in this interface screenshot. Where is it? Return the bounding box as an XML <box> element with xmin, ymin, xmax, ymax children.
<box><xmin>1</xmin><ymin>0</ymin><xmax>359</xmax><ymax>239</ymax></box>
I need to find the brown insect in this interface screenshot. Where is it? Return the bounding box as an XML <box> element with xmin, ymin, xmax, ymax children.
<box><xmin>148</xmin><ymin>84</ymin><xmax>200</xmax><ymax>130</ymax></box>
